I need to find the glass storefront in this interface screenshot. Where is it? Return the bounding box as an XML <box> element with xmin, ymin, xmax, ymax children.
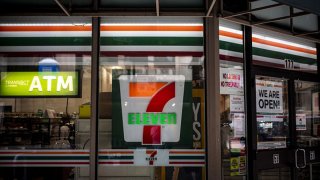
<box><xmin>219</xmin><ymin>20</ymin><xmax>246</xmax><ymax>179</ymax></box>
<box><xmin>0</xmin><ymin>17</ymin><xmax>92</xmax><ymax>179</ymax></box>
<box><xmin>97</xmin><ymin>17</ymin><xmax>206</xmax><ymax>179</ymax></box>
<box><xmin>0</xmin><ymin>16</ymin><xmax>319</xmax><ymax>180</ymax></box>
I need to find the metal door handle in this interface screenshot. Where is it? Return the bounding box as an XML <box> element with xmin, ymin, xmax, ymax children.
<box><xmin>295</xmin><ymin>149</ymin><xmax>307</xmax><ymax>169</ymax></box>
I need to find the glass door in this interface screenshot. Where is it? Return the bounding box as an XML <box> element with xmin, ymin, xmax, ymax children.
<box><xmin>294</xmin><ymin>81</ymin><xmax>320</xmax><ymax>180</ymax></box>
<box><xmin>254</xmin><ymin>76</ymin><xmax>292</xmax><ymax>180</ymax></box>
<box><xmin>252</xmin><ymin>76</ymin><xmax>320</xmax><ymax>180</ymax></box>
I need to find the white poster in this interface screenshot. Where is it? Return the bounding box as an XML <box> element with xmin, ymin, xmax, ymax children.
<box><xmin>231</xmin><ymin>113</ymin><xmax>245</xmax><ymax>137</ymax></box>
<box><xmin>256</xmin><ymin>80</ymin><xmax>283</xmax><ymax>113</ymax></box>
<box><xmin>220</xmin><ymin>68</ymin><xmax>243</xmax><ymax>95</ymax></box>
<box><xmin>230</xmin><ymin>95</ymin><xmax>244</xmax><ymax>112</ymax></box>
<box><xmin>296</xmin><ymin>114</ymin><xmax>307</xmax><ymax>131</ymax></box>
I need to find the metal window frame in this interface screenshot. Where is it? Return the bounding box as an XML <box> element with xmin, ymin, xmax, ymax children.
<box><xmin>89</xmin><ymin>17</ymin><xmax>100</xmax><ymax>180</ymax></box>
<box><xmin>205</xmin><ymin>9</ymin><xmax>221</xmax><ymax>180</ymax></box>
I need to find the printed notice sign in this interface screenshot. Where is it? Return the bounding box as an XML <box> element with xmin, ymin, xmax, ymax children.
<box><xmin>0</xmin><ymin>71</ymin><xmax>79</xmax><ymax>97</ymax></box>
<box><xmin>256</xmin><ymin>80</ymin><xmax>283</xmax><ymax>113</ymax></box>
<box><xmin>230</xmin><ymin>95</ymin><xmax>244</xmax><ymax>112</ymax></box>
<box><xmin>296</xmin><ymin>114</ymin><xmax>307</xmax><ymax>131</ymax></box>
<box><xmin>220</xmin><ymin>68</ymin><xmax>243</xmax><ymax>95</ymax></box>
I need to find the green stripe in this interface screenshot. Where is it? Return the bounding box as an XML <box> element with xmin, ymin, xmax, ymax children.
<box><xmin>0</xmin><ymin>37</ymin><xmax>203</xmax><ymax>46</ymax></box>
<box><xmin>101</xmin><ymin>37</ymin><xmax>203</xmax><ymax>46</ymax></box>
<box><xmin>219</xmin><ymin>40</ymin><xmax>243</xmax><ymax>53</ymax></box>
<box><xmin>0</xmin><ymin>156</ymin><xmax>88</xmax><ymax>160</ymax></box>
<box><xmin>169</xmin><ymin>156</ymin><xmax>205</xmax><ymax>160</ymax></box>
<box><xmin>253</xmin><ymin>47</ymin><xmax>316</xmax><ymax>65</ymax></box>
<box><xmin>99</xmin><ymin>156</ymin><xmax>133</xmax><ymax>160</ymax></box>
<box><xmin>0</xmin><ymin>37</ymin><xmax>91</xmax><ymax>46</ymax></box>
<box><xmin>220</xmin><ymin>40</ymin><xmax>316</xmax><ymax>65</ymax></box>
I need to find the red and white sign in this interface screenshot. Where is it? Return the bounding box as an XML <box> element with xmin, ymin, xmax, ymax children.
<box><xmin>220</xmin><ymin>68</ymin><xmax>243</xmax><ymax>95</ymax></box>
<box><xmin>119</xmin><ymin>75</ymin><xmax>185</xmax><ymax>145</ymax></box>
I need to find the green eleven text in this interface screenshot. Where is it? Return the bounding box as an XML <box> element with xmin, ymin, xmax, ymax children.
<box><xmin>128</xmin><ymin>113</ymin><xmax>176</xmax><ymax>125</ymax></box>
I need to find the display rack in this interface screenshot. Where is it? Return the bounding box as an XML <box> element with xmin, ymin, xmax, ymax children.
<box><xmin>0</xmin><ymin>112</ymin><xmax>75</xmax><ymax>148</ymax></box>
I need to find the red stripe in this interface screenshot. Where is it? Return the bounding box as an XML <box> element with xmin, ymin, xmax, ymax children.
<box><xmin>146</xmin><ymin>82</ymin><xmax>175</xmax><ymax>112</ymax></box>
<box><xmin>219</xmin><ymin>54</ymin><xmax>243</xmax><ymax>63</ymax></box>
<box><xmin>0</xmin><ymin>51</ymin><xmax>203</xmax><ymax>57</ymax></box>
<box><xmin>99</xmin><ymin>162</ymin><xmax>134</xmax><ymax>164</ymax></box>
<box><xmin>0</xmin><ymin>162</ymin><xmax>89</xmax><ymax>165</ymax></box>
<box><xmin>101</xmin><ymin>51</ymin><xmax>203</xmax><ymax>57</ymax></box>
<box><xmin>169</xmin><ymin>162</ymin><xmax>205</xmax><ymax>165</ymax></box>
<box><xmin>0</xmin><ymin>52</ymin><xmax>90</xmax><ymax>57</ymax></box>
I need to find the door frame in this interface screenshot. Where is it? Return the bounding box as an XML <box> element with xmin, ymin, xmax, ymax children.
<box><xmin>243</xmin><ymin>25</ymin><xmax>320</xmax><ymax>180</ymax></box>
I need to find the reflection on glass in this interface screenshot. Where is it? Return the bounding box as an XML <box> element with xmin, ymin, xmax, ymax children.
<box><xmin>256</xmin><ymin>76</ymin><xmax>289</xmax><ymax>150</ymax></box>
<box><xmin>295</xmin><ymin>81</ymin><xmax>320</xmax><ymax>147</ymax></box>
<box><xmin>258</xmin><ymin>167</ymin><xmax>291</xmax><ymax>180</ymax></box>
<box><xmin>96</xmin><ymin>18</ymin><xmax>206</xmax><ymax>180</ymax></box>
<box><xmin>0</xmin><ymin>18</ymin><xmax>92</xmax><ymax>179</ymax></box>
<box><xmin>219</xmin><ymin>20</ymin><xmax>246</xmax><ymax>179</ymax></box>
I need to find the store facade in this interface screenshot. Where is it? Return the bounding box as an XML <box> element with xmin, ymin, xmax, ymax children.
<box><xmin>0</xmin><ymin>1</ymin><xmax>320</xmax><ymax>180</ymax></box>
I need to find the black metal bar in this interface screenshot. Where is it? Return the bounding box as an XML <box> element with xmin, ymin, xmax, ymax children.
<box><xmin>252</xmin><ymin>65</ymin><xmax>320</xmax><ymax>82</ymax></box>
<box><xmin>288</xmin><ymin>79</ymin><xmax>297</xmax><ymax>180</ymax></box>
<box><xmin>295</xmin><ymin>30</ymin><xmax>320</xmax><ymax>37</ymax></box>
<box><xmin>290</xmin><ymin>7</ymin><xmax>294</xmax><ymax>34</ymax></box>
<box><xmin>93</xmin><ymin>0</ymin><xmax>99</xmax><ymax>11</ymax></box>
<box><xmin>223</xmin><ymin>3</ymin><xmax>283</xmax><ymax>19</ymax></box>
<box><xmin>288</xmin><ymin>79</ymin><xmax>296</xmax><ymax>148</ymax></box>
<box><xmin>243</xmin><ymin>25</ymin><xmax>258</xmax><ymax>180</ymax></box>
<box><xmin>252</xmin><ymin>12</ymin><xmax>310</xmax><ymax>25</ymax></box>
<box><xmin>54</xmin><ymin>0</ymin><xmax>71</xmax><ymax>16</ymax></box>
<box><xmin>89</xmin><ymin>17</ymin><xmax>100</xmax><ymax>180</ymax></box>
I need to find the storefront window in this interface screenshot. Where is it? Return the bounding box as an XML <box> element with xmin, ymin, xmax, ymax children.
<box><xmin>252</xmin><ymin>27</ymin><xmax>317</xmax><ymax>73</ymax></box>
<box><xmin>97</xmin><ymin>17</ymin><xmax>206</xmax><ymax>179</ymax></box>
<box><xmin>0</xmin><ymin>17</ymin><xmax>92</xmax><ymax>179</ymax></box>
<box><xmin>219</xmin><ymin>20</ymin><xmax>246</xmax><ymax>178</ymax></box>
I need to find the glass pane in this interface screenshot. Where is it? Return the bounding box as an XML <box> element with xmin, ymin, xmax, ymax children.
<box><xmin>98</xmin><ymin>17</ymin><xmax>206</xmax><ymax>179</ymax></box>
<box><xmin>219</xmin><ymin>20</ymin><xmax>246</xmax><ymax>179</ymax></box>
<box><xmin>258</xmin><ymin>167</ymin><xmax>291</xmax><ymax>180</ymax></box>
<box><xmin>295</xmin><ymin>81</ymin><xmax>320</xmax><ymax>147</ymax></box>
<box><xmin>252</xmin><ymin>27</ymin><xmax>317</xmax><ymax>73</ymax></box>
<box><xmin>256</xmin><ymin>76</ymin><xmax>289</xmax><ymax>150</ymax></box>
<box><xmin>0</xmin><ymin>17</ymin><xmax>92</xmax><ymax>179</ymax></box>
<box><xmin>311</xmin><ymin>163</ymin><xmax>320</xmax><ymax>179</ymax></box>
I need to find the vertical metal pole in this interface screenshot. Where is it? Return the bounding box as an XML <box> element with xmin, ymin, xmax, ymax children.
<box><xmin>90</xmin><ymin>17</ymin><xmax>100</xmax><ymax>180</ymax></box>
<box><xmin>288</xmin><ymin>79</ymin><xmax>298</xmax><ymax>180</ymax></box>
<box><xmin>205</xmin><ymin>2</ymin><xmax>221</xmax><ymax>180</ymax></box>
<box><xmin>243</xmin><ymin>25</ymin><xmax>257</xmax><ymax>180</ymax></box>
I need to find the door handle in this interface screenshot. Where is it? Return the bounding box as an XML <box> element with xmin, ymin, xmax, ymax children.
<box><xmin>295</xmin><ymin>149</ymin><xmax>307</xmax><ymax>169</ymax></box>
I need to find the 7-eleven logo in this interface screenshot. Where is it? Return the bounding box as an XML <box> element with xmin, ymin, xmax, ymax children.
<box><xmin>119</xmin><ymin>75</ymin><xmax>185</xmax><ymax>145</ymax></box>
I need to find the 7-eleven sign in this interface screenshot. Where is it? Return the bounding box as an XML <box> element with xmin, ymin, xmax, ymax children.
<box><xmin>119</xmin><ymin>75</ymin><xmax>185</xmax><ymax>145</ymax></box>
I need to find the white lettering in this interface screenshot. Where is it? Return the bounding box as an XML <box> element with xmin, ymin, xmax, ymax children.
<box><xmin>29</xmin><ymin>76</ymin><xmax>42</xmax><ymax>92</ymax></box>
<box><xmin>42</xmin><ymin>76</ymin><xmax>56</xmax><ymax>91</ymax></box>
<box><xmin>192</xmin><ymin>103</ymin><xmax>200</xmax><ymax>122</ymax></box>
<box><xmin>193</xmin><ymin>122</ymin><xmax>201</xmax><ymax>141</ymax></box>
<box><xmin>57</xmin><ymin>76</ymin><xmax>73</xmax><ymax>91</ymax></box>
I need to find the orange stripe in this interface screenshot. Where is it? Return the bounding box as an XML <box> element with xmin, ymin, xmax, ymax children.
<box><xmin>220</xmin><ymin>29</ymin><xmax>316</xmax><ymax>55</ymax></box>
<box><xmin>0</xmin><ymin>26</ymin><xmax>92</xmax><ymax>31</ymax></box>
<box><xmin>252</xmin><ymin>37</ymin><xmax>316</xmax><ymax>55</ymax></box>
<box><xmin>100</xmin><ymin>26</ymin><xmax>203</xmax><ymax>31</ymax></box>
<box><xmin>0</xmin><ymin>152</ymin><xmax>89</xmax><ymax>155</ymax></box>
<box><xmin>99</xmin><ymin>151</ymin><xmax>134</xmax><ymax>154</ymax></box>
<box><xmin>219</xmin><ymin>30</ymin><xmax>243</xmax><ymax>40</ymax></box>
<box><xmin>169</xmin><ymin>151</ymin><xmax>205</xmax><ymax>154</ymax></box>
<box><xmin>129</xmin><ymin>82</ymin><xmax>167</xmax><ymax>97</ymax></box>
